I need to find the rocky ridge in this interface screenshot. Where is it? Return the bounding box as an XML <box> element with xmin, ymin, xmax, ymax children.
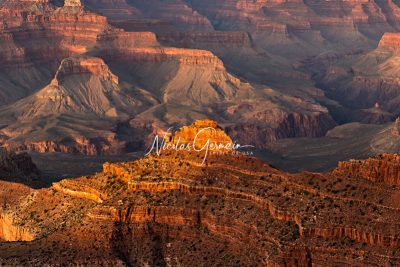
<box><xmin>168</xmin><ymin>119</ymin><xmax>234</xmax><ymax>150</ymax></box>
<box><xmin>335</xmin><ymin>154</ymin><xmax>400</xmax><ymax>185</ymax></box>
<box><xmin>0</xmin><ymin>121</ymin><xmax>399</xmax><ymax>265</ymax></box>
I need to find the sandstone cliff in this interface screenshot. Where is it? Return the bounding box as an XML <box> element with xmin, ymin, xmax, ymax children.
<box><xmin>335</xmin><ymin>154</ymin><xmax>400</xmax><ymax>185</ymax></box>
<box><xmin>169</xmin><ymin>119</ymin><xmax>234</xmax><ymax>151</ymax></box>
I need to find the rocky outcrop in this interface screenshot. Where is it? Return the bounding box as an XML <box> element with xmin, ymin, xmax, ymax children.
<box><xmin>53</xmin><ymin>181</ymin><xmax>104</xmax><ymax>203</ymax></box>
<box><xmin>0</xmin><ymin>149</ymin><xmax>40</xmax><ymax>183</ymax></box>
<box><xmin>51</xmin><ymin>56</ymin><xmax>119</xmax><ymax>85</ymax></box>
<box><xmin>378</xmin><ymin>32</ymin><xmax>400</xmax><ymax>50</ymax></box>
<box><xmin>0</xmin><ymin>213</ymin><xmax>35</xmax><ymax>241</ymax></box>
<box><xmin>96</xmin><ymin>30</ymin><xmax>160</xmax><ymax>49</ymax></box>
<box><xmin>99</xmin><ymin>46</ymin><xmax>246</xmax><ymax>106</ymax></box>
<box><xmin>64</xmin><ymin>0</ymin><xmax>82</xmax><ymax>7</ymax></box>
<box><xmin>335</xmin><ymin>154</ymin><xmax>400</xmax><ymax>185</ymax></box>
<box><xmin>169</xmin><ymin>119</ymin><xmax>234</xmax><ymax>151</ymax></box>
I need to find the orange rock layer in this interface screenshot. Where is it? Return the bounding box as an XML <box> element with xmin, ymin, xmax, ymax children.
<box><xmin>51</xmin><ymin>56</ymin><xmax>119</xmax><ymax>85</ymax></box>
<box><xmin>378</xmin><ymin>33</ymin><xmax>400</xmax><ymax>50</ymax></box>
<box><xmin>169</xmin><ymin>119</ymin><xmax>234</xmax><ymax>151</ymax></box>
<box><xmin>335</xmin><ymin>154</ymin><xmax>400</xmax><ymax>185</ymax></box>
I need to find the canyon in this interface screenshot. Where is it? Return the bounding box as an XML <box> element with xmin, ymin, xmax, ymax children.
<box><xmin>1</xmin><ymin>0</ymin><xmax>400</xmax><ymax>264</ymax></box>
<box><xmin>3</xmin><ymin>0</ymin><xmax>400</xmax><ymax>156</ymax></box>
<box><xmin>0</xmin><ymin>0</ymin><xmax>343</xmax><ymax>155</ymax></box>
<box><xmin>309</xmin><ymin>31</ymin><xmax>400</xmax><ymax>124</ymax></box>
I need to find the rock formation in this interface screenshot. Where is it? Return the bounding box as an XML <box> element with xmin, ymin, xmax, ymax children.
<box><xmin>52</xmin><ymin>56</ymin><xmax>119</xmax><ymax>85</ymax></box>
<box><xmin>64</xmin><ymin>0</ymin><xmax>81</xmax><ymax>7</ymax></box>
<box><xmin>335</xmin><ymin>154</ymin><xmax>400</xmax><ymax>185</ymax></box>
<box><xmin>169</xmin><ymin>119</ymin><xmax>233</xmax><ymax>151</ymax></box>
<box><xmin>0</xmin><ymin>54</ymin><xmax>154</xmax><ymax>155</ymax></box>
<box><xmin>29</xmin><ymin>56</ymin><xmax>123</xmax><ymax>117</ymax></box>
<box><xmin>0</xmin><ymin>149</ymin><xmax>41</xmax><ymax>185</ymax></box>
<box><xmin>0</xmin><ymin>0</ymin><xmax>110</xmax><ymax>106</ymax></box>
<box><xmin>312</xmin><ymin>31</ymin><xmax>400</xmax><ymax>118</ymax></box>
<box><xmin>97</xmin><ymin>45</ymin><xmax>249</xmax><ymax>108</ymax></box>
<box><xmin>378</xmin><ymin>33</ymin><xmax>400</xmax><ymax>50</ymax></box>
<box><xmin>0</xmin><ymin>137</ymin><xmax>400</xmax><ymax>265</ymax></box>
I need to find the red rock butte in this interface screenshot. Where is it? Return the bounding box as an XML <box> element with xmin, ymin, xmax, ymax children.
<box><xmin>169</xmin><ymin>119</ymin><xmax>234</xmax><ymax>151</ymax></box>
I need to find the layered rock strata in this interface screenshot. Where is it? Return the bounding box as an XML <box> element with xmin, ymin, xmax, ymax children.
<box><xmin>0</xmin><ymin>124</ymin><xmax>399</xmax><ymax>265</ymax></box>
<box><xmin>335</xmin><ymin>154</ymin><xmax>400</xmax><ymax>185</ymax></box>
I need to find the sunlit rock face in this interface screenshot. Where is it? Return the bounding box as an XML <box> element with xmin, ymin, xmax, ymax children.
<box><xmin>51</xmin><ymin>56</ymin><xmax>119</xmax><ymax>86</ymax></box>
<box><xmin>378</xmin><ymin>33</ymin><xmax>400</xmax><ymax>51</ymax></box>
<box><xmin>335</xmin><ymin>154</ymin><xmax>400</xmax><ymax>185</ymax></box>
<box><xmin>169</xmin><ymin>119</ymin><xmax>234</xmax><ymax>151</ymax></box>
<box><xmin>64</xmin><ymin>0</ymin><xmax>82</xmax><ymax>7</ymax></box>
